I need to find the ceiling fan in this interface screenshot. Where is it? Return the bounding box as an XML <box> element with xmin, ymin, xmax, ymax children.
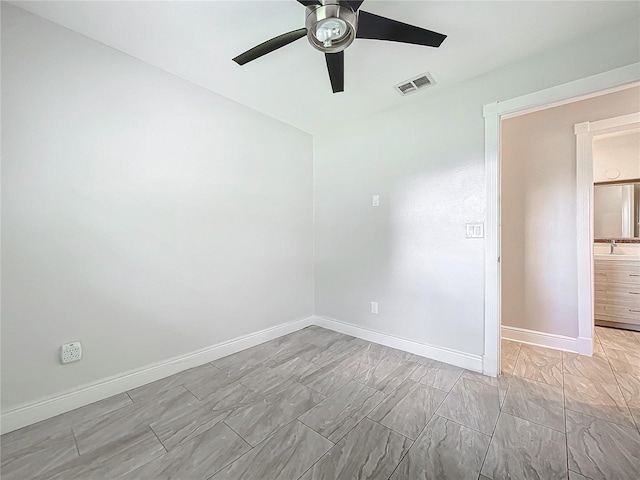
<box><xmin>232</xmin><ymin>0</ymin><xmax>446</xmax><ymax>93</ymax></box>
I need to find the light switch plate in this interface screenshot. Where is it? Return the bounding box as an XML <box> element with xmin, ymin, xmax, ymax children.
<box><xmin>466</xmin><ymin>223</ymin><xmax>484</xmax><ymax>238</ymax></box>
<box><xmin>372</xmin><ymin>195</ymin><xmax>380</xmax><ymax>207</ymax></box>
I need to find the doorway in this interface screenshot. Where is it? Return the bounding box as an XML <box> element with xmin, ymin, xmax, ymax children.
<box><xmin>576</xmin><ymin>115</ymin><xmax>640</xmax><ymax>335</ymax></box>
<box><xmin>482</xmin><ymin>63</ymin><xmax>640</xmax><ymax>377</ymax></box>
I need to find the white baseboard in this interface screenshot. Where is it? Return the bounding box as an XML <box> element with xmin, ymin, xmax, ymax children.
<box><xmin>576</xmin><ymin>336</ymin><xmax>594</xmax><ymax>356</ymax></box>
<box><xmin>311</xmin><ymin>315</ymin><xmax>484</xmax><ymax>373</ymax></box>
<box><xmin>501</xmin><ymin>325</ymin><xmax>579</xmax><ymax>353</ymax></box>
<box><xmin>2</xmin><ymin>315</ymin><xmax>488</xmax><ymax>435</ymax></box>
<box><xmin>1</xmin><ymin>316</ymin><xmax>314</xmax><ymax>435</ymax></box>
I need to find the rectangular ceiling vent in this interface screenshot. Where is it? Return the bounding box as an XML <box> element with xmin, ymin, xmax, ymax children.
<box><xmin>394</xmin><ymin>72</ymin><xmax>435</xmax><ymax>96</ymax></box>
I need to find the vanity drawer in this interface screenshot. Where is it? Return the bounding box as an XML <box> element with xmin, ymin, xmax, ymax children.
<box><xmin>595</xmin><ymin>303</ymin><xmax>640</xmax><ymax>322</ymax></box>
<box><xmin>595</xmin><ymin>260</ymin><xmax>639</xmax><ymax>272</ymax></box>
<box><xmin>594</xmin><ymin>315</ymin><xmax>640</xmax><ymax>331</ymax></box>
<box><xmin>594</xmin><ymin>269</ymin><xmax>640</xmax><ymax>286</ymax></box>
<box><xmin>594</xmin><ymin>287</ymin><xmax>640</xmax><ymax>307</ymax></box>
<box><xmin>594</xmin><ymin>258</ymin><xmax>640</xmax><ymax>322</ymax></box>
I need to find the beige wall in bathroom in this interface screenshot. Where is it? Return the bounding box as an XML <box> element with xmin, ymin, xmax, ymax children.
<box><xmin>593</xmin><ymin>129</ymin><xmax>640</xmax><ymax>182</ymax></box>
<box><xmin>501</xmin><ymin>86</ymin><xmax>640</xmax><ymax>338</ymax></box>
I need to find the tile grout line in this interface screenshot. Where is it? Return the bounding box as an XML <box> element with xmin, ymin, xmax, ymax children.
<box><xmin>499</xmin><ymin>378</ymin><xmax>512</xmax><ymax>411</ymax></box>
<box><xmin>298</xmin><ymin>416</ymin><xmax>415</xmax><ymax>480</ymax></box>
<box><xmin>365</xmin><ymin>416</ymin><xmax>417</xmax><ymax>443</ymax></box>
<box><xmin>148</xmin><ymin>425</ymin><xmax>169</xmax><ymax>453</ymax></box>
<box><xmin>611</xmin><ymin>375</ymin><xmax>637</xmax><ymax>430</ymax></box>
<box><xmin>381</xmin><ymin>383</ymin><xmax>463</xmax><ymax>479</ymax></box>
<box><xmin>298</xmin><ymin>385</ymin><xmax>389</xmax><ymax>444</ymax></box>
<box><xmin>203</xmin><ymin>420</ymin><xmax>298</xmax><ymax>480</ymax></box>
<box><xmin>564</xmin><ymin>374</ymin><xmax>635</xmax><ymax>429</ymax></box>
<box><xmin>181</xmin><ymin>383</ymin><xmax>206</xmax><ymax>402</ymax></box>
<box><xmin>434</xmin><ymin>412</ymin><xmax>494</xmax><ymax>438</ymax></box>
<box><xmin>295</xmin><ymin>418</ymin><xmax>334</xmax><ymax>444</ymax></box>
<box><xmin>511</xmin><ymin>343</ymin><xmax>565</xmax><ymax>388</ymax></box>
<box><xmin>431</xmin><ymin>373</ymin><xmax>502</xmax><ymax>438</ymax></box>
<box><xmin>15</xmin><ymin>327</ymin><xmax>638</xmax><ymax>479</ymax></box>
<box><xmin>561</xmin><ymin>347</ymin><xmax>565</xmax><ymax>389</ymax></box>
<box><xmin>473</xmin><ymin>410</ymin><xmax>497</xmax><ymax>479</ymax></box>
<box><xmin>477</xmin><ymin>341</ymin><xmax>522</xmax><ymax>478</ymax></box>
<box><xmin>454</xmin><ymin>373</ymin><xmax>502</xmax><ymax>392</ymax></box>
<box><xmin>564</xmin><ymin>405</ymin><xmax>640</xmax><ymax>431</ymax></box>
<box><xmin>424</xmin><ymin>369</ymin><xmax>458</xmax><ymax>437</ymax></box>
<box><xmin>296</xmin><ymin>347</ymin><xmax>429</xmax><ymax>479</ymax></box>
<box><xmin>70</xmin><ymin>427</ymin><xmax>81</xmax><ymax>457</ymax></box>
<box><xmin>568</xmin><ymin>468</ymin><xmax>596</xmax><ymax>480</ymax></box>
<box><xmin>601</xmin><ymin>336</ymin><xmax>640</xmax><ymax>433</ymax></box>
<box><xmin>576</xmin><ymin>329</ymin><xmax>640</xmax><ymax>436</ymax></box>
<box><xmin>221</xmin><ymin>420</ymin><xmax>254</xmax><ymax>449</ymax></box>
<box><xmin>279</xmin><ymin>418</ymin><xmax>336</xmax><ymax>480</ymax></box>
<box><xmin>384</xmin><ymin>425</ymin><xmax>418</xmax><ymax>480</ymax></box>
<box><xmin>562</xmin><ymin>340</ymin><xmax>636</xmax><ymax>430</ymax></box>
<box><xmin>499</xmin><ymin>383</ymin><xmax>566</xmax><ymax>433</ymax></box>
<box><xmin>505</xmin><ymin>340</ymin><xmax>522</xmax><ymax>376</ymax></box>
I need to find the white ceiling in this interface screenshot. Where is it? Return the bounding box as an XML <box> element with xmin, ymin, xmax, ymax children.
<box><xmin>12</xmin><ymin>1</ymin><xmax>640</xmax><ymax>133</ymax></box>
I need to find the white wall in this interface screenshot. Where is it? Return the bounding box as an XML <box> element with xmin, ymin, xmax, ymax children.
<box><xmin>314</xmin><ymin>17</ymin><xmax>640</xmax><ymax>355</ymax></box>
<box><xmin>501</xmin><ymin>87</ymin><xmax>640</xmax><ymax>337</ymax></box>
<box><xmin>593</xmin><ymin>129</ymin><xmax>640</xmax><ymax>182</ymax></box>
<box><xmin>1</xmin><ymin>4</ymin><xmax>313</xmax><ymax>411</ymax></box>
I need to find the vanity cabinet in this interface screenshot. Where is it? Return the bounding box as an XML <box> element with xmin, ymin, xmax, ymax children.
<box><xmin>594</xmin><ymin>258</ymin><xmax>640</xmax><ymax>330</ymax></box>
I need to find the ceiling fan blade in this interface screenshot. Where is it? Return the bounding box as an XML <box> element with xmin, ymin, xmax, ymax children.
<box><xmin>325</xmin><ymin>51</ymin><xmax>344</xmax><ymax>93</ymax></box>
<box><xmin>356</xmin><ymin>11</ymin><xmax>447</xmax><ymax>47</ymax></box>
<box><xmin>296</xmin><ymin>1</ymin><xmax>322</xmax><ymax>6</ymax></box>
<box><xmin>341</xmin><ymin>1</ymin><xmax>365</xmax><ymax>11</ymax></box>
<box><xmin>233</xmin><ymin>28</ymin><xmax>307</xmax><ymax>65</ymax></box>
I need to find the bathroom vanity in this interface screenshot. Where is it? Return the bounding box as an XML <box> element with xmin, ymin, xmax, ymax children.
<box><xmin>594</xmin><ymin>255</ymin><xmax>640</xmax><ymax>331</ymax></box>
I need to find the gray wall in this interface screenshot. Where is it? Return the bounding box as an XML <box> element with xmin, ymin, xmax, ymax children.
<box><xmin>2</xmin><ymin>2</ymin><xmax>640</xmax><ymax>412</ymax></box>
<box><xmin>1</xmin><ymin>4</ymin><xmax>313</xmax><ymax>410</ymax></box>
<box><xmin>314</xmin><ymin>18</ymin><xmax>640</xmax><ymax>356</ymax></box>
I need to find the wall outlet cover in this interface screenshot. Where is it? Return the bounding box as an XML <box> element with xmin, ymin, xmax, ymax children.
<box><xmin>61</xmin><ymin>342</ymin><xmax>82</xmax><ymax>364</ymax></box>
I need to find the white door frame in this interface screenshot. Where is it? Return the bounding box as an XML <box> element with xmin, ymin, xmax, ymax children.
<box><xmin>482</xmin><ymin>62</ymin><xmax>640</xmax><ymax>377</ymax></box>
<box><xmin>575</xmin><ymin>112</ymin><xmax>640</xmax><ymax>353</ymax></box>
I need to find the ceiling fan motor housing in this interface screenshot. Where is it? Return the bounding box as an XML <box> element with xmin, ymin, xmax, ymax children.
<box><xmin>305</xmin><ymin>2</ymin><xmax>358</xmax><ymax>53</ymax></box>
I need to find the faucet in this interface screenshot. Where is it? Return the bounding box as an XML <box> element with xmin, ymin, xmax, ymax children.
<box><xmin>610</xmin><ymin>239</ymin><xmax>617</xmax><ymax>254</ymax></box>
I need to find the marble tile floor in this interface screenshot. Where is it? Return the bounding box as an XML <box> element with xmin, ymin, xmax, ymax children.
<box><xmin>2</xmin><ymin>325</ymin><xmax>639</xmax><ymax>479</ymax></box>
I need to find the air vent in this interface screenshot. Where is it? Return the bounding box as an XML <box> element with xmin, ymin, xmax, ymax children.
<box><xmin>398</xmin><ymin>83</ymin><xmax>416</xmax><ymax>94</ymax></box>
<box><xmin>394</xmin><ymin>72</ymin><xmax>435</xmax><ymax>96</ymax></box>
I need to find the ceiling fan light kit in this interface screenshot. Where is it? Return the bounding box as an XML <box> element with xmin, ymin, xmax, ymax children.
<box><xmin>305</xmin><ymin>3</ymin><xmax>358</xmax><ymax>53</ymax></box>
<box><xmin>232</xmin><ymin>0</ymin><xmax>447</xmax><ymax>94</ymax></box>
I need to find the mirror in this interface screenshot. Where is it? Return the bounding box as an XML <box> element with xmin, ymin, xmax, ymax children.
<box><xmin>593</xmin><ymin>126</ymin><xmax>640</xmax><ymax>240</ymax></box>
<box><xmin>594</xmin><ymin>181</ymin><xmax>640</xmax><ymax>239</ymax></box>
